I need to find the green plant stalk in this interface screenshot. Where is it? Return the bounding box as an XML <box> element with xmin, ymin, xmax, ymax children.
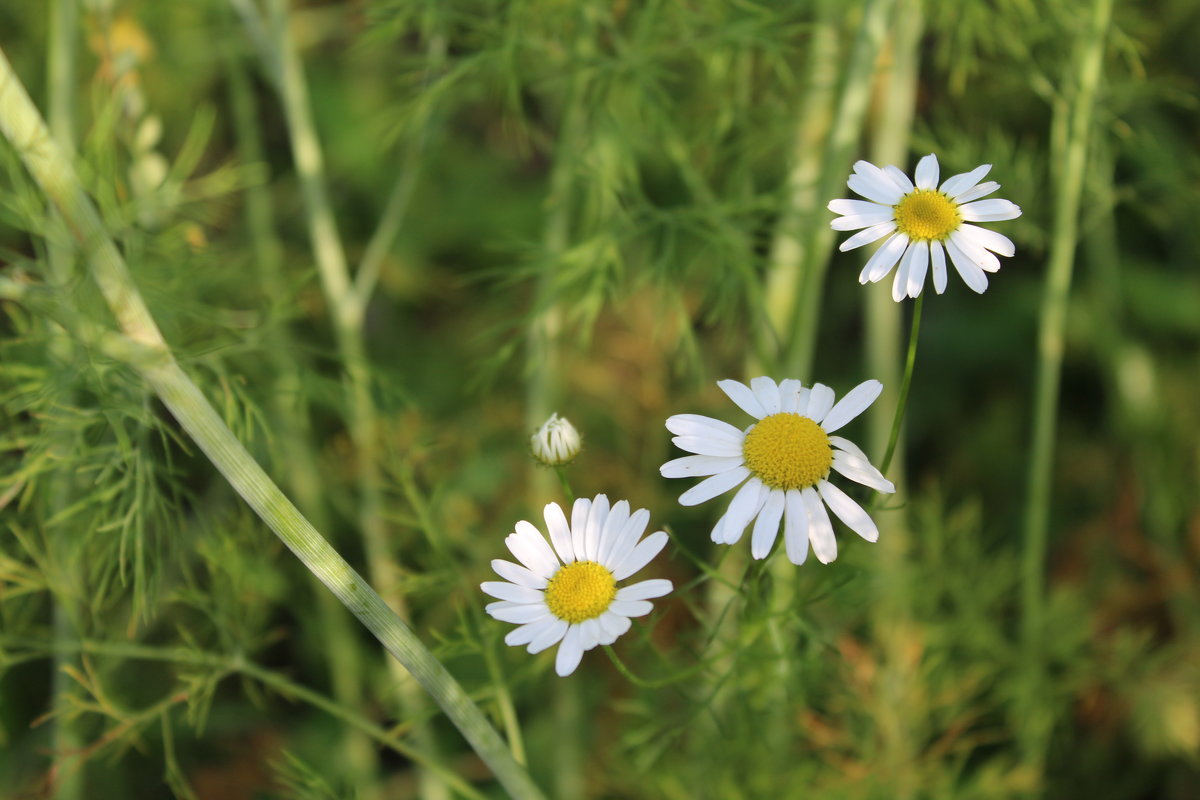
<box><xmin>753</xmin><ymin>0</ymin><xmax>840</xmax><ymax>676</ymax></box>
<box><xmin>863</xmin><ymin>7</ymin><xmax>922</xmax><ymax>792</ymax></box>
<box><xmin>865</xmin><ymin>0</ymin><xmax>921</xmax><ymax>467</ymax></box>
<box><xmin>260</xmin><ymin>3</ymin><xmax>448</xmax><ymax>797</ymax></box>
<box><xmin>0</xmin><ymin>44</ymin><xmax>546</xmax><ymax>800</ymax></box>
<box><xmin>223</xmin><ymin>39</ymin><xmax>381</xmax><ymax>796</ymax></box>
<box><xmin>780</xmin><ymin>0</ymin><xmax>897</xmax><ymax>380</ymax></box>
<box><xmin>759</xmin><ymin>0</ymin><xmax>840</xmax><ymax>370</ymax></box>
<box><xmin>1020</xmin><ymin>0</ymin><xmax>1112</xmax><ymax>771</ymax></box>
<box><xmin>45</xmin><ymin>3</ymin><xmax>83</xmax><ymax>795</ymax></box>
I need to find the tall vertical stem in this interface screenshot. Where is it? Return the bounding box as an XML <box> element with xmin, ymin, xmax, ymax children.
<box><xmin>45</xmin><ymin>2</ymin><xmax>83</xmax><ymax>796</ymax></box>
<box><xmin>779</xmin><ymin>0</ymin><xmax>896</xmax><ymax>380</ymax></box>
<box><xmin>223</xmin><ymin>38</ymin><xmax>381</xmax><ymax>796</ymax></box>
<box><xmin>262</xmin><ymin>2</ymin><xmax>447</xmax><ymax>796</ymax></box>
<box><xmin>1020</xmin><ymin>0</ymin><xmax>1112</xmax><ymax>772</ymax></box>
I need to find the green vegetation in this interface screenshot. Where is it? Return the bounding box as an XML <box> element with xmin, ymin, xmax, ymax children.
<box><xmin>2</xmin><ymin>1</ymin><xmax>1197</xmax><ymax>797</ymax></box>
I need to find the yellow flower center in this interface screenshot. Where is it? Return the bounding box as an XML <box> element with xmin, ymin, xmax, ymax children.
<box><xmin>893</xmin><ymin>189</ymin><xmax>961</xmax><ymax>242</ymax></box>
<box><xmin>544</xmin><ymin>561</ymin><xmax>617</xmax><ymax>624</ymax></box>
<box><xmin>742</xmin><ymin>413</ymin><xmax>833</xmax><ymax>491</ymax></box>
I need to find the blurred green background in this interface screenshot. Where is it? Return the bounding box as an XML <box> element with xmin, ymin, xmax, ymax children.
<box><xmin>1</xmin><ymin>0</ymin><xmax>1198</xmax><ymax>798</ymax></box>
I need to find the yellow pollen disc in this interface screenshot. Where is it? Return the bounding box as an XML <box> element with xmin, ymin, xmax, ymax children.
<box><xmin>544</xmin><ymin>561</ymin><xmax>617</xmax><ymax>624</ymax></box>
<box><xmin>893</xmin><ymin>189</ymin><xmax>961</xmax><ymax>242</ymax></box>
<box><xmin>742</xmin><ymin>413</ymin><xmax>833</xmax><ymax>491</ymax></box>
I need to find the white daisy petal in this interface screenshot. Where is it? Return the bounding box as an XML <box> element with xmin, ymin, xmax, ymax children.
<box><xmin>598</xmin><ymin>611</ymin><xmax>631</xmax><ymax>643</ymax></box>
<box><xmin>750</xmin><ymin>376</ymin><xmax>782</xmax><ymax>415</ymax></box>
<box><xmin>821</xmin><ymin>380</ymin><xmax>882</xmax><ymax>434</ymax></box>
<box><xmin>907</xmin><ymin>240</ymin><xmax>930</xmax><ymax>298</ymax></box>
<box><xmin>832</xmin><ymin>450</ymin><xmax>895</xmax><ymax>493</ymax></box>
<box><xmin>607</xmin><ymin>508</ymin><xmax>651</xmax><ymax>570</ymax></box>
<box><xmin>570</xmin><ymin>495</ymin><xmax>591</xmax><ymax>548</ymax></box>
<box><xmin>481</xmin><ymin>582</ymin><xmax>544</xmax><ymax>604</ymax></box>
<box><xmin>828</xmin><ymin>198</ymin><xmax>893</xmax><ymax>217</ymax></box>
<box><xmin>717</xmin><ymin>379</ymin><xmax>768</xmax><ymax>419</ymax></box>
<box><xmin>784</xmin><ymin>489</ymin><xmax>809</xmax><ymax>566</ymax></box>
<box><xmin>488</xmin><ymin>603</ymin><xmax>552</xmax><ymax>625</ymax></box>
<box><xmin>860</xmin><ymin>233</ymin><xmax>910</xmax><ymax>284</ymax></box>
<box><xmin>609</xmin><ymin>599</ymin><xmax>654</xmax><ymax>617</ymax></box>
<box><xmin>953</xmin><ymin>180</ymin><xmax>1000</xmax><ymax>204</ymax></box>
<box><xmin>831</xmin><ymin>211</ymin><xmax>897</xmax><ymax>231</ymax></box>
<box><xmin>930</xmin><ymin>240</ymin><xmax>948</xmax><ymax>294</ymax></box>
<box><xmin>719</xmin><ymin>478</ymin><xmax>769</xmax><ymax>546</ymax></box>
<box><xmin>779</xmin><ymin>379</ymin><xmax>805</xmax><ymax>413</ymax></box>
<box><xmin>583</xmin><ymin>494</ymin><xmax>609</xmax><ymax>562</ymax></box>
<box><xmin>914</xmin><ymin>153</ymin><xmax>939</xmax><ymax>190</ymax></box>
<box><xmin>660</xmin><ymin>454</ymin><xmax>744</xmax><ymax>479</ymax></box>
<box><xmin>939</xmin><ymin>164</ymin><xmax>991</xmax><ymax>197</ymax></box>
<box><xmin>957</xmin><ymin>223</ymin><xmax>1015</xmax><ymax>257</ymax></box>
<box><xmin>802</xmin><ymin>487</ymin><xmax>838</xmax><ymax>564</ymax></box>
<box><xmin>847</xmin><ymin>170</ymin><xmax>905</xmax><ymax>205</ymax></box>
<box><xmin>949</xmin><ymin>230</ymin><xmax>1001</xmax><ymax>273</ymax></box>
<box><xmin>892</xmin><ymin>240</ymin><xmax>916</xmax><ymax>302</ymax></box>
<box><xmin>544</xmin><ymin>502</ymin><xmax>575</xmax><ymax>564</ymax></box>
<box><xmin>794</xmin><ymin>387</ymin><xmax>812</xmax><ymax>417</ymax></box>
<box><xmin>943</xmin><ymin>236</ymin><xmax>990</xmax><ymax>294</ymax></box>
<box><xmin>528</xmin><ymin>618</ymin><xmax>569</xmax><ymax>654</ymax></box>
<box><xmin>709</xmin><ymin>512</ymin><xmax>727</xmax><ymax>544</ymax></box>
<box><xmin>579</xmin><ymin>618</ymin><xmax>603</xmax><ymax>651</ymax></box>
<box><xmin>958</xmin><ymin>198</ymin><xmax>1022</xmax><ymax>222</ymax></box>
<box><xmin>506</xmin><ymin>529</ymin><xmax>558</xmax><ymax>578</ymax></box>
<box><xmin>671</xmin><ymin>434</ymin><xmax>744</xmax><ymax>458</ymax></box>
<box><xmin>665</xmin><ymin>414</ymin><xmax>745</xmax><ymax>443</ymax></box>
<box><xmin>818</xmin><ymin>480</ymin><xmax>879</xmax><ymax>543</ymax></box>
<box><xmin>597</xmin><ymin>500</ymin><xmax>631</xmax><ymax>566</ymax></box>
<box><xmin>678</xmin><ymin>465</ymin><xmax>750</xmax><ymax>507</ymax></box>
<box><xmin>750</xmin><ymin>489</ymin><xmax>785</xmax><ymax>560</ymax></box>
<box><xmin>839</xmin><ymin>221</ymin><xmax>897</xmax><ymax>252</ymax></box>
<box><xmin>555</xmin><ymin>626</ymin><xmax>585</xmax><ymax>676</ymax></box>
<box><xmin>490</xmin><ymin>558</ymin><xmax>547</xmax><ymax>590</ymax></box>
<box><xmin>883</xmin><ymin>164</ymin><xmax>915</xmax><ymax>193</ymax></box>
<box><xmin>506</xmin><ymin>617</ymin><xmax>557</xmax><ymax>648</ymax></box>
<box><xmin>617</xmin><ymin>578</ymin><xmax>674</xmax><ymax>601</ymax></box>
<box><xmin>805</xmin><ymin>383</ymin><xmax>835</xmax><ymax>423</ymax></box>
<box><xmin>613</xmin><ymin>530</ymin><xmax>669</xmax><ymax>581</ymax></box>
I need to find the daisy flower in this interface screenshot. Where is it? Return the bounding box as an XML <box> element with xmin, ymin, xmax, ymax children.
<box><xmin>482</xmin><ymin>495</ymin><xmax>672</xmax><ymax>677</ymax></box>
<box><xmin>828</xmin><ymin>153</ymin><xmax>1022</xmax><ymax>300</ymax></box>
<box><xmin>661</xmin><ymin>378</ymin><xmax>895</xmax><ymax>565</ymax></box>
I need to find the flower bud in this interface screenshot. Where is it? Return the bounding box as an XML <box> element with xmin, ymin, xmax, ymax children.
<box><xmin>530</xmin><ymin>413</ymin><xmax>582</xmax><ymax>467</ymax></box>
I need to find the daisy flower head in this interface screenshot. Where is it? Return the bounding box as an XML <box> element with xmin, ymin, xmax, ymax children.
<box><xmin>660</xmin><ymin>378</ymin><xmax>895</xmax><ymax>566</ymax></box>
<box><xmin>828</xmin><ymin>153</ymin><xmax>1022</xmax><ymax>300</ymax></box>
<box><xmin>482</xmin><ymin>495</ymin><xmax>672</xmax><ymax>677</ymax></box>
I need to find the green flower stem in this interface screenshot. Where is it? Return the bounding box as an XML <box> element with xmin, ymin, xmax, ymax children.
<box><xmin>554</xmin><ymin>467</ymin><xmax>576</xmax><ymax>504</ymax></box>
<box><xmin>257</xmin><ymin>2</ymin><xmax>448</xmax><ymax>797</ymax></box>
<box><xmin>0</xmin><ymin>44</ymin><xmax>546</xmax><ymax>800</ymax></box>
<box><xmin>1020</xmin><ymin>0</ymin><xmax>1112</xmax><ymax>769</ymax></box>
<box><xmin>223</xmin><ymin>38</ymin><xmax>380</xmax><ymax>796</ymax></box>
<box><xmin>879</xmin><ymin>292</ymin><xmax>923</xmax><ymax>479</ymax></box>
<box><xmin>779</xmin><ymin>0</ymin><xmax>896</xmax><ymax>379</ymax></box>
